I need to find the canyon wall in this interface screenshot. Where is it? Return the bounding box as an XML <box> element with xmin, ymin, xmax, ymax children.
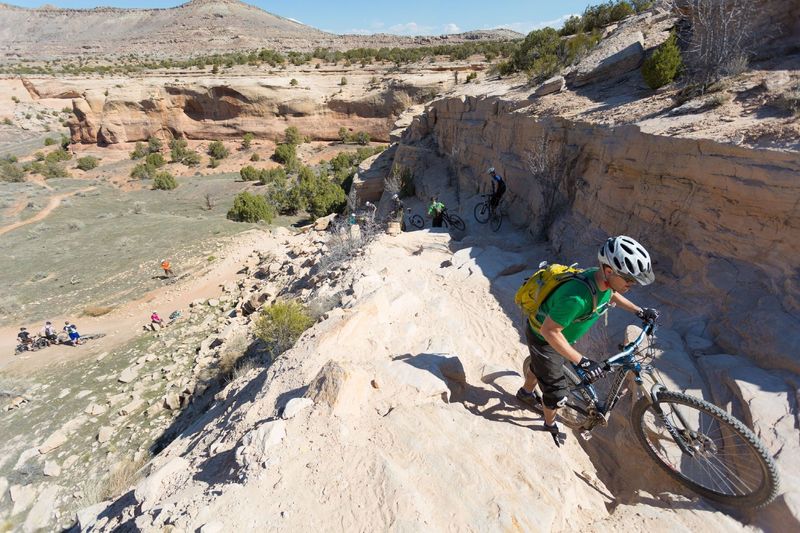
<box><xmin>396</xmin><ymin>94</ymin><xmax>800</xmax><ymax>373</ymax></box>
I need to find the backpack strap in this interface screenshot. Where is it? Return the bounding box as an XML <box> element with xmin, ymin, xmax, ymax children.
<box><xmin>570</xmin><ymin>273</ymin><xmax>599</xmax><ymax>323</ymax></box>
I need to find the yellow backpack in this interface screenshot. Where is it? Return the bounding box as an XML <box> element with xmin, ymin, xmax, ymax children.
<box><xmin>514</xmin><ymin>262</ymin><xmax>597</xmax><ymax>331</ymax></box>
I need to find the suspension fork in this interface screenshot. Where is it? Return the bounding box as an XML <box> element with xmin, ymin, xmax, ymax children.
<box><xmin>647</xmin><ymin>384</ymin><xmax>697</xmax><ymax>456</ymax></box>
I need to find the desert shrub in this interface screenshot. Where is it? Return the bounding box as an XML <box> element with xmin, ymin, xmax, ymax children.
<box><xmin>465</xmin><ymin>72</ymin><xmax>478</xmax><ymax>83</ymax></box>
<box><xmin>152</xmin><ymin>171</ymin><xmax>177</xmax><ymax>190</ymax></box>
<box><xmin>239</xmin><ymin>165</ymin><xmax>261</xmax><ymax>181</ymax></box>
<box><xmin>284</xmin><ymin>126</ymin><xmax>303</xmax><ymax>146</ymax></box>
<box><xmin>182</xmin><ymin>150</ymin><xmax>201</xmax><ymax>166</ymax></box>
<box><xmin>227</xmin><ymin>191</ymin><xmax>275</xmax><ymax>222</ymax></box>
<box><xmin>60</xmin><ymin>134</ymin><xmax>70</xmax><ymax>149</ymax></box>
<box><xmin>169</xmin><ymin>138</ymin><xmax>196</xmax><ymax>164</ymax></box>
<box><xmin>43</xmin><ymin>137</ymin><xmax>57</xmax><ymax>146</ymax></box>
<box><xmin>272</xmin><ymin>143</ymin><xmax>296</xmax><ymax>165</ymax></box>
<box><xmin>242</xmin><ymin>132</ymin><xmax>254</xmax><ymax>149</ymax></box>
<box><xmin>130</xmin><ymin>142</ymin><xmax>148</xmax><ymax>159</ymax></box>
<box><xmin>76</xmin><ymin>156</ymin><xmax>99</xmax><ymax>171</ymax></box>
<box><xmin>33</xmin><ymin>152</ymin><xmax>44</xmax><ymax>161</ymax></box>
<box><xmin>45</xmin><ymin>148</ymin><xmax>71</xmax><ymax>163</ymax></box>
<box><xmin>83</xmin><ymin>305</ymin><xmax>114</xmax><ymax>317</ymax></box>
<box><xmin>773</xmin><ymin>85</ymin><xmax>800</xmax><ymax>116</ymax></box>
<box><xmin>145</xmin><ymin>152</ymin><xmax>166</xmax><ymax>168</ymax></box>
<box><xmin>340</xmin><ymin>76</ymin><xmax>348</xmax><ymax>86</ymax></box>
<box><xmin>631</xmin><ymin>0</ymin><xmax>653</xmax><ymax>13</ymax></box>
<box><xmin>61</xmin><ymin>106</ymin><xmax>73</xmax><ymax>114</ymax></box>
<box><xmin>42</xmin><ymin>161</ymin><xmax>69</xmax><ymax>179</ymax></box>
<box><xmin>0</xmin><ymin>161</ymin><xmax>25</xmax><ymax>182</ymax></box>
<box><xmin>338</xmin><ymin>127</ymin><xmax>350</xmax><ymax>143</ymax></box>
<box><xmin>353</xmin><ymin>131</ymin><xmax>370</xmax><ymax>145</ymax></box>
<box><xmin>2</xmin><ymin>154</ymin><xmax>17</xmax><ymax>163</ymax></box>
<box><xmin>255</xmin><ymin>300</ymin><xmax>313</xmax><ymax>358</ymax></box>
<box><xmin>130</xmin><ymin>162</ymin><xmax>156</xmax><ymax>180</ymax></box>
<box><xmin>259</xmin><ymin>166</ymin><xmax>286</xmax><ymax>185</ymax></box>
<box><xmin>391</xmin><ymin>164</ymin><xmax>416</xmax><ymax>198</ymax></box>
<box><xmin>294</xmin><ymin>166</ymin><xmax>347</xmax><ymax>218</ymax></box>
<box><xmin>147</xmin><ymin>136</ymin><xmax>162</xmax><ymax>153</ymax></box>
<box><xmin>2</xmin><ymin>118</ymin><xmax>12</xmax><ymax>125</ymax></box>
<box><xmin>208</xmin><ymin>157</ymin><xmax>220</xmax><ymax>169</ymax></box>
<box><xmin>250</xmin><ymin>153</ymin><xmax>260</xmax><ymax>162</ymax></box>
<box><xmin>99</xmin><ymin>455</ymin><xmax>148</xmax><ymax>501</ymax></box>
<box><xmin>290</xmin><ymin>78</ymin><xmax>298</xmax><ymax>86</ymax></box>
<box><xmin>642</xmin><ymin>32</ymin><xmax>683</xmax><ymax>90</ymax></box>
<box><xmin>560</xmin><ymin>16</ymin><xmax>584</xmax><ymax>36</ymax></box>
<box><xmin>11</xmin><ymin>95</ymin><xmax>19</xmax><ymax>103</ymax></box>
<box><xmin>207</xmin><ymin>140</ymin><xmax>229</xmax><ymax>159</ymax></box>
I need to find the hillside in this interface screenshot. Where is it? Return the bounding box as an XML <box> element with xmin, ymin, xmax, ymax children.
<box><xmin>0</xmin><ymin>0</ymin><xmax>521</xmax><ymax>61</ymax></box>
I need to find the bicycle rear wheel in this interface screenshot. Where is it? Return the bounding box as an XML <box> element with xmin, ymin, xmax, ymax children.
<box><xmin>474</xmin><ymin>202</ymin><xmax>490</xmax><ymax>224</ymax></box>
<box><xmin>409</xmin><ymin>215</ymin><xmax>423</xmax><ymax>229</ymax></box>
<box><xmin>632</xmin><ymin>390</ymin><xmax>779</xmax><ymax>508</ymax></box>
<box><xmin>489</xmin><ymin>211</ymin><xmax>503</xmax><ymax>232</ymax></box>
<box><xmin>448</xmin><ymin>213</ymin><xmax>466</xmax><ymax>231</ymax></box>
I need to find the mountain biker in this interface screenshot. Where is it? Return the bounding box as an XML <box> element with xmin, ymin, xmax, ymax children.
<box><xmin>364</xmin><ymin>201</ymin><xmax>377</xmax><ymax>222</ymax></box>
<box><xmin>64</xmin><ymin>321</ymin><xmax>82</xmax><ymax>345</ymax></box>
<box><xmin>516</xmin><ymin>236</ymin><xmax>660</xmax><ymax>444</ymax></box>
<box><xmin>160</xmin><ymin>259</ymin><xmax>174</xmax><ymax>277</ymax></box>
<box><xmin>42</xmin><ymin>321</ymin><xmax>58</xmax><ymax>343</ymax></box>
<box><xmin>428</xmin><ymin>196</ymin><xmax>445</xmax><ymax>228</ymax></box>
<box><xmin>390</xmin><ymin>193</ymin><xmax>404</xmax><ymax>222</ymax></box>
<box><xmin>487</xmin><ymin>167</ymin><xmax>506</xmax><ymax>209</ymax></box>
<box><xmin>150</xmin><ymin>311</ymin><xmax>163</xmax><ymax>330</ymax></box>
<box><xmin>17</xmin><ymin>327</ymin><xmax>32</xmax><ymax>348</ymax></box>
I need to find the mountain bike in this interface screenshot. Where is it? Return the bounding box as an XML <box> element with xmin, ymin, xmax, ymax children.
<box><xmin>405</xmin><ymin>208</ymin><xmax>424</xmax><ymax>230</ymax></box>
<box><xmin>474</xmin><ymin>194</ymin><xmax>502</xmax><ymax>232</ymax></box>
<box><xmin>523</xmin><ymin>320</ymin><xmax>779</xmax><ymax>508</ymax></box>
<box><xmin>441</xmin><ymin>208</ymin><xmax>465</xmax><ymax>231</ymax></box>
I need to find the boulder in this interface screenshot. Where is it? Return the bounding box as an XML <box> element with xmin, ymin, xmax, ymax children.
<box><xmin>235</xmin><ymin>419</ymin><xmax>287</xmax><ymax>470</ymax></box>
<box><xmin>43</xmin><ymin>460</ymin><xmax>61</xmax><ymax>477</ymax></box>
<box><xmin>281</xmin><ymin>397</ymin><xmax>314</xmax><ymax>420</ymax></box>
<box><xmin>97</xmin><ymin>426</ymin><xmax>113</xmax><ymax>443</ymax></box>
<box><xmin>304</xmin><ymin>361</ymin><xmax>349</xmax><ymax>409</ymax></box>
<box><xmin>118</xmin><ymin>367</ymin><xmax>138</xmax><ymax>384</ymax></box>
<box><xmin>314</xmin><ymin>213</ymin><xmax>337</xmax><ymax>231</ymax></box>
<box><xmin>164</xmin><ymin>392</ymin><xmax>181</xmax><ymax>410</ymax></box>
<box><xmin>134</xmin><ymin>457</ymin><xmax>190</xmax><ymax>512</ymax></box>
<box><xmin>23</xmin><ymin>484</ymin><xmax>60</xmax><ymax>531</ymax></box>
<box><xmin>573</xmin><ymin>30</ymin><xmax>645</xmax><ymax>87</ymax></box>
<box><xmin>207</xmin><ymin>298</ymin><xmax>220</xmax><ymax>307</ymax></box>
<box><xmin>75</xmin><ymin>500</ymin><xmax>111</xmax><ymax>531</ymax></box>
<box><xmin>534</xmin><ymin>76</ymin><xmax>565</xmax><ymax>97</ymax></box>
<box><xmin>9</xmin><ymin>484</ymin><xmax>36</xmax><ymax>515</ymax></box>
<box><xmin>38</xmin><ymin>430</ymin><xmax>67</xmax><ymax>454</ymax></box>
<box><xmin>85</xmin><ymin>403</ymin><xmax>107</xmax><ymax>416</ymax></box>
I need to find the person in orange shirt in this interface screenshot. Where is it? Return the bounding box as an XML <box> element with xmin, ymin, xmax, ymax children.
<box><xmin>160</xmin><ymin>259</ymin><xmax>174</xmax><ymax>277</ymax></box>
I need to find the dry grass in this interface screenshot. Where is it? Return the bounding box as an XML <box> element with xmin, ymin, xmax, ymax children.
<box><xmin>83</xmin><ymin>304</ymin><xmax>114</xmax><ymax>317</ymax></box>
<box><xmin>82</xmin><ymin>455</ymin><xmax>149</xmax><ymax>504</ymax></box>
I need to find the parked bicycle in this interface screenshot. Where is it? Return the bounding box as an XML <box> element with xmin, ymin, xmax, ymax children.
<box><xmin>14</xmin><ymin>336</ymin><xmax>50</xmax><ymax>354</ymax></box>
<box><xmin>440</xmin><ymin>208</ymin><xmax>465</xmax><ymax>231</ymax></box>
<box><xmin>474</xmin><ymin>194</ymin><xmax>502</xmax><ymax>232</ymax></box>
<box><xmin>405</xmin><ymin>208</ymin><xmax>424</xmax><ymax>230</ymax></box>
<box><xmin>523</xmin><ymin>319</ymin><xmax>779</xmax><ymax>508</ymax></box>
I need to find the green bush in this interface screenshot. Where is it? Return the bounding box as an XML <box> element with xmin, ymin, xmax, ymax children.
<box><xmin>272</xmin><ymin>143</ymin><xmax>297</xmax><ymax>165</ymax></box>
<box><xmin>44</xmin><ymin>137</ymin><xmax>57</xmax><ymax>146</ymax></box>
<box><xmin>45</xmin><ymin>148</ymin><xmax>71</xmax><ymax>163</ymax></box>
<box><xmin>465</xmin><ymin>72</ymin><xmax>478</xmax><ymax>83</ymax></box>
<box><xmin>254</xmin><ymin>300</ymin><xmax>313</xmax><ymax>357</ymax></box>
<box><xmin>2</xmin><ymin>118</ymin><xmax>12</xmax><ymax>126</ymax></box>
<box><xmin>207</xmin><ymin>140</ymin><xmax>229</xmax><ymax>159</ymax></box>
<box><xmin>130</xmin><ymin>142</ymin><xmax>148</xmax><ymax>160</ymax></box>
<box><xmin>353</xmin><ymin>131</ymin><xmax>371</xmax><ymax>145</ymax></box>
<box><xmin>560</xmin><ymin>16</ymin><xmax>584</xmax><ymax>36</ymax></box>
<box><xmin>0</xmin><ymin>161</ymin><xmax>25</xmax><ymax>182</ymax></box>
<box><xmin>131</xmin><ymin>162</ymin><xmax>157</xmax><ymax>180</ymax></box>
<box><xmin>169</xmin><ymin>138</ymin><xmax>189</xmax><ymax>161</ymax></box>
<box><xmin>641</xmin><ymin>32</ymin><xmax>682</xmax><ymax>90</ymax></box>
<box><xmin>76</xmin><ymin>156</ymin><xmax>99</xmax><ymax>171</ymax></box>
<box><xmin>239</xmin><ymin>165</ymin><xmax>261</xmax><ymax>181</ymax></box>
<box><xmin>147</xmin><ymin>136</ymin><xmax>163</xmax><ymax>154</ymax></box>
<box><xmin>42</xmin><ymin>161</ymin><xmax>69</xmax><ymax>179</ymax></box>
<box><xmin>242</xmin><ymin>133</ymin><xmax>254</xmax><ymax>149</ymax></box>
<box><xmin>284</xmin><ymin>126</ymin><xmax>303</xmax><ymax>146</ymax></box>
<box><xmin>250</xmin><ymin>153</ymin><xmax>260</xmax><ymax>162</ymax></box>
<box><xmin>183</xmin><ymin>151</ymin><xmax>201</xmax><ymax>166</ymax></box>
<box><xmin>290</xmin><ymin>78</ymin><xmax>298</xmax><ymax>86</ymax></box>
<box><xmin>340</xmin><ymin>76</ymin><xmax>348</xmax><ymax>86</ymax></box>
<box><xmin>33</xmin><ymin>152</ymin><xmax>44</xmax><ymax>161</ymax></box>
<box><xmin>259</xmin><ymin>166</ymin><xmax>286</xmax><ymax>185</ymax></box>
<box><xmin>11</xmin><ymin>95</ymin><xmax>19</xmax><ymax>103</ymax></box>
<box><xmin>338</xmin><ymin>127</ymin><xmax>350</xmax><ymax>143</ymax></box>
<box><xmin>145</xmin><ymin>152</ymin><xmax>166</xmax><ymax>168</ymax></box>
<box><xmin>208</xmin><ymin>157</ymin><xmax>220</xmax><ymax>169</ymax></box>
<box><xmin>227</xmin><ymin>191</ymin><xmax>275</xmax><ymax>223</ymax></box>
<box><xmin>152</xmin><ymin>171</ymin><xmax>177</xmax><ymax>190</ymax></box>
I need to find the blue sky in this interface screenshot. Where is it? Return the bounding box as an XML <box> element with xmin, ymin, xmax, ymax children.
<box><xmin>8</xmin><ymin>1</ymin><xmax>597</xmax><ymax>35</ymax></box>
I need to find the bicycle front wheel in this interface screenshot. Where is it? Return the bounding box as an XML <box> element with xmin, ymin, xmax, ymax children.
<box><xmin>632</xmin><ymin>390</ymin><xmax>779</xmax><ymax>508</ymax></box>
<box><xmin>448</xmin><ymin>214</ymin><xmax>465</xmax><ymax>231</ymax></box>
<box><xmin>409</xmin><ymin>215</ymin><xmax>423</xmax><ymax>229</ymax></box>
<box><xmin>473</xmin><ymin>202</ymin><xmax>490</xmax><ymax>224</ymax></box>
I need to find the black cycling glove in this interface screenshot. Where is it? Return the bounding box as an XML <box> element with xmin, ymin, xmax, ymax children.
<box><xmin>636</xmin><ymin>307</ymin><xmax>660</xmax><ymax>323</ymax></box>
<box><xmin>576</xmin><ymin>357</ymin><xmax>605</xmax><ymax>383</ymax></box>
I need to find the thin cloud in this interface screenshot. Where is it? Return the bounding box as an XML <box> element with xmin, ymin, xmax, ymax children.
<box><xmin>494</xmin><ymin>13</ymin><xmax>578</xmax><ymax>35</ymax></box>
<box><xmin>442</xmin><ymin>23</ymin><xmax>461</xmax><ymax>34</ymax></box>
<box><xmin>386</xmin><ymin>22</ymin><xmax>438</xmax><ymax>35</ymax></box>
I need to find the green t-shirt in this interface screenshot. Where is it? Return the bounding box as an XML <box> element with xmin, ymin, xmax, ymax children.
<box><xmin>532</xmin><ymin>268</ymin><xmax>612</xmax><ymax>344</ymax></box>
<box><xmin>427</xmin><ymin>201</ymin><xmax>444</xmax><ymax>216</ymax></box>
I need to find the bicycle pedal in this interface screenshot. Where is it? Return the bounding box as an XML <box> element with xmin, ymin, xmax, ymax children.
<box><xmin>580</xmin><ymin>431</ymin><xmax>593</xmax><ymax>441</ymax></box>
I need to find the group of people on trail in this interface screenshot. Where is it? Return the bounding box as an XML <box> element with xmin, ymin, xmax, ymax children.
<box><xmin>16</xmin><ymin>320</ymin><xmax>82</xmax><ymax>352</ymax></box>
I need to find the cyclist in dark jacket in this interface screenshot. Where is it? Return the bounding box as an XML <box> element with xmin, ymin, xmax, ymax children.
<box><xmin>488</xmin><ymin>167</ymin><xmax>506</xmax><ymax>209</ymax></box>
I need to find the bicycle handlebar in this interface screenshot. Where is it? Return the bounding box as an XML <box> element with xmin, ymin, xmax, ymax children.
<box><xmin>602</xmin><ymin>320</ymin><xmax>656</xmax><ymax>371</ymax></box>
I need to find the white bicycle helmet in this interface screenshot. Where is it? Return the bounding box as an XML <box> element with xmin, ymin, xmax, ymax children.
<box><xmin>487</xmin><ymin>167</ymin><xmax>495</xmax><ymax>174</ymax></box>
<box><xmin>598</xmin><ymin>236</ymin><xmax>654</xmax><ymax>286</ymax></box>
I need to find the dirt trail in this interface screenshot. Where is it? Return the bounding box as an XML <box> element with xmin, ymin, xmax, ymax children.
<box><xmin>0</xmin><ymin>228</ymin><xmax>274</xmax><ymax>373</ymax></box>
<box><xmin>0</xmin><ymin>186</ymin><xmax>93</xmax><ymax>237</ymax></box>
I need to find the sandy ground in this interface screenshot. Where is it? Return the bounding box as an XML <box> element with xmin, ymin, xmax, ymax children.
<box><xmin>0</xmin><ymin>185</ymin><xmax>94</xmax><ymax>237</ymax></box>
<box><xmin>0</xmin><ymin>228</ymin><xmax>273</xmax><ymax>374</ymax></box>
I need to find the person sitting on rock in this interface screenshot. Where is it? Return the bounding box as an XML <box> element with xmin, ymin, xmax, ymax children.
<box><xmin>364</xmin><ymin>201</ymin><xmax>377</xmax><ymax>222</ymax></box>
<box><xmin>516</xmin><ymin>236</ymin><xmax>659</xmax><ymax>446</ymax></box>
<box><xmin>488</xmin><ymin>167</ymin><xmax>506</xmax><ymax>209</ymax></box>
<box><xmin>427</xmin><ymin>196</ymin><xmax>445</xmax><ymax>228</ymax></box>
<box><xmin>150</xmin><ymin>311</ymin><xmax>164</xmax><ymax>330</ymax></box>
<box><xmin>390</xmin><ymin>193</ymin><xmax>404</xmax><ymax>222</ymax></box>
<box><xmin>42</xmin><ymin>321</ymin><xmax>58</xmax><ymax>343</ymax></box>
<box><xmin>63</xmin><ymin>321</ymin><xmax>82</xmax><ymax>346</ymax></box>
<box><xmin>17</xmin><ymin>327</ymin><xmax>32</xmax><ymax>347</ymax></box>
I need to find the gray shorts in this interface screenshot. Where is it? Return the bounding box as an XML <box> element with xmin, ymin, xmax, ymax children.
<box><xmin>525</xmin><ymin>325</ymin><xmax>569</xmax><ymax>410</ymax></box>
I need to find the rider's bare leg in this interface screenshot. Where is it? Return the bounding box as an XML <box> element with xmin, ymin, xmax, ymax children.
<box><xmin>523</xmin><ymin>366</ymin><xmax>558</xmax><ymax>424</ymax></box>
